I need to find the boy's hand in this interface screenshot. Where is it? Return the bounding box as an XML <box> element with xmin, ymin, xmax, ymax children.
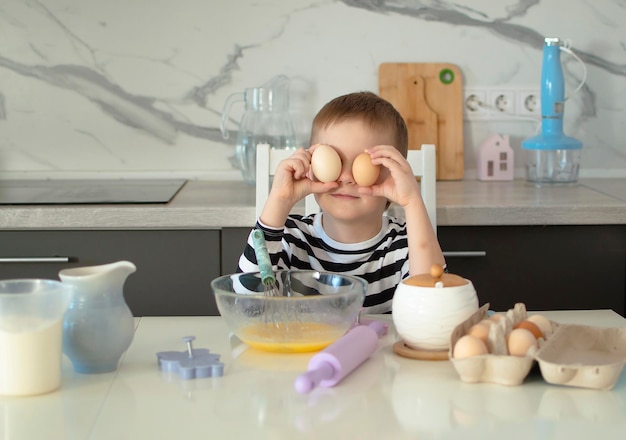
<box><xmin>268</xmin><ymin>147</ymin><xmax>338</xmax><ymax>209</ymax></box>
<box><xmin>359</xmin><ymin>145</ymin><xmax>422</xmax><ymax>208</ymax></box>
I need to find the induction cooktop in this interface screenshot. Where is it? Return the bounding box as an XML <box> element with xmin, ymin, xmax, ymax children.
<box><xmin>0</xmin><ymin>179</ymin><xmax>187</xmax><ymax>205</ymax></box>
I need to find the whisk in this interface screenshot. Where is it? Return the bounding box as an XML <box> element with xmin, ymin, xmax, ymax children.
<box><xmin>251</xmin><ymin>229</ymin><xmax>281</xmax><ymax>297</ymax></box>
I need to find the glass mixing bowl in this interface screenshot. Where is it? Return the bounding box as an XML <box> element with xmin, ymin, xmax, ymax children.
<box><xmin>211</xmin><ymin>270</ymin><xmax>366</xmax><ymax>353</ymax></box>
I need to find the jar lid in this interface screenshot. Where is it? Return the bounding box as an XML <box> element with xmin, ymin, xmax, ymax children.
<box><xmin>403</xmin><ymin>264</ymin><xmax>468</xmax><ymax>288</ymax></box>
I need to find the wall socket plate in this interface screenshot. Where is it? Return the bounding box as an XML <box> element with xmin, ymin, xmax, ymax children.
<box><xmin>464</xmin><ymin>87</ymin><xmax>541</xmax><ymax>121</ymax></box>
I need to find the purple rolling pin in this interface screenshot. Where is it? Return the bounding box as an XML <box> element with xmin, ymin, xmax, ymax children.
<box><xmin>294</xmin><ymin>320</ymin><xmax>387</xmax><ymax>394</ymax></box>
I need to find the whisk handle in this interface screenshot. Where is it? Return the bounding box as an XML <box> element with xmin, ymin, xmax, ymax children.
<box><xmin>251</xmin><ymin>229</ymin><xmax>275</xmax><ymax>284</ymax></box>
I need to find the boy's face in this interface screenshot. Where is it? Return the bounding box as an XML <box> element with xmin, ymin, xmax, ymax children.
<box><xmin>313</xmin><ymin>118</ymin><xmax>393</xmax><ymax>222</ymax></box>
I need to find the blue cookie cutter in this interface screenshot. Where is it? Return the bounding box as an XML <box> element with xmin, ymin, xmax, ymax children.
<box><xmin>156</xmin><ymin>336</ymin><xmax>224</xmax><ymax>380</ymax></box>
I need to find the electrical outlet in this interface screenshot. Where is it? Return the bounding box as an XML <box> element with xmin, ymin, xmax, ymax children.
<box><xmin>489</xmin><ymin>88</ymin><xmax>516</xmax><ymax>114</ymax></box>
<box><xmin>464</xmin><ymin>86</ymin><xmax>541</xmax><ymax>121</ymax></box>
<box><xmin>518</xmin><ymin>89</ymin><xmax>541</xmax><ymax>116</ymax></box>
<box><xmin>463</xmin><ymin>87</ymin><xmax>489</xmax><ymax>120</ymax></box>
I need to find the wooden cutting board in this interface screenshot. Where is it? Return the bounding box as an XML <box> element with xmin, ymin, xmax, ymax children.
<box><xmin>379</xmin><ymin>63</ymin><xmax>464</xmax><ymax>180</ymax></box>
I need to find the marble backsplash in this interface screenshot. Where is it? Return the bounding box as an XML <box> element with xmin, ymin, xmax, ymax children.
<box><xmin>0</xmin><ymin>0</ymin><xmax>624</xmax><ymax>181</ymax></box>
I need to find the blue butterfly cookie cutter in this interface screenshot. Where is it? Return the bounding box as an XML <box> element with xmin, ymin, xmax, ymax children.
<box><xmin>156</xmin><ymin>336</ymin><xmax>224</xmax><ymax>380</ymax></box>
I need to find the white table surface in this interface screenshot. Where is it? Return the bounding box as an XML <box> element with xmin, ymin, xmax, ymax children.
<box><xmin>2</xmin><ymin>310</ymin><xmax>625</xmax><ymax>440</ymax></box>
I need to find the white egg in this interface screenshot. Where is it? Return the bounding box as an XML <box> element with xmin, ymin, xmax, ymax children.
<box><xmin>311</xmin><ymin>144</ymin><xmax>342</xmax><ymax>183</ymax></box>
<box><xmin>467</xmin><ymin>322</ymin><xmax>490</xmax><ymax>344</ymax></box>
<box><xmin>527</xmin><ymin>314</ymin><xmax>553</xmax><ymax>338</ymax></box>
<box><xmin>453</xmin><ymin>335</ymin><xmax>488</xmax><ymax>359</ymax></box>
<box><xmin>507</xmin><ymin>328</ymin><xmax>538</xmax><ymax>357</ymax></box>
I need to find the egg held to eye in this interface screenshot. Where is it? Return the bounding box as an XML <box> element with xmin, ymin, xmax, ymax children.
<box><xmin>311</xmin><ymin>144</ymin><xmax>342</xmax><ymax>183</ymax></box>
<box><xmin>352</xmin><ymin>153</ymin><xmax>381</xmax><ymax>186</ymax></box>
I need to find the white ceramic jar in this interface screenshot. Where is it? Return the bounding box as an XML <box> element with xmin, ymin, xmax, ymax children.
<box><xmin>392</xmin><ymin>265</ymin><xmax>478</xmax><ymax>351</ymax></box>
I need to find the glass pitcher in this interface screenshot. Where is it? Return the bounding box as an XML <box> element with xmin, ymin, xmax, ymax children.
<box><xmin>221</xmin><ymin>75</ymin><xmax>297</xmax><ymax>184</ymax></box>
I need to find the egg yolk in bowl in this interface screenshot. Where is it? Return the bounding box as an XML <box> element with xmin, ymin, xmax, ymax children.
<box><xmin>238</xmin><ymin>321</ymin><xmax>345</xmax><ymax>353</ymax></box>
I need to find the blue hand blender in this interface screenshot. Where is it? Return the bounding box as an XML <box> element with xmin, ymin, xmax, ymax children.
<box><xmin>522</xmin><ymin>37</ymin><xmax>582</xmax><ymax>183</ymax></box>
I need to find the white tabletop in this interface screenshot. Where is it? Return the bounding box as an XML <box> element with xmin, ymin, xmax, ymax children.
<box><xmin>2</xmin><ymin>310</ymin><xmax>625</xmax><ymax>439</ymax></box>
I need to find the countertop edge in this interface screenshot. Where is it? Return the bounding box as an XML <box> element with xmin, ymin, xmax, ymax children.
<box><xmin>0</xmin><ymin>179</ymin><xmax>625</xmax><ymax>229</ymax></box>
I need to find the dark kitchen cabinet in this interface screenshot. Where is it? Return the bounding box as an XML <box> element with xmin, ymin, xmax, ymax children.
<box><xmin>4</xmin><ymin>225</ymin><xmax>622</xmax><ymax>317</ymax></box>
<box><xmin>0</xmin><ymin>230</ymin><xmax>221</xmax><ymax>316</ymax></box>
<box><xmin>438</xmin><ymin>225</ymin><xmax>625</xmax><ymax>316</ymax></box>
<box><xmin>221</xmin><ymin>225</ymin><xmax>626</xmax><ymax>316</ymax></box>
<box><xmin>220</xmin><ymin>227</ymin><xmax>252</xmax><ymax>274</ymax></box>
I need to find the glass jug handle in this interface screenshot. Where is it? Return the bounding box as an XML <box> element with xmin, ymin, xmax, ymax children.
<box><xmin>220</xmin><ymin>92</ymin><xmax>245</xmax><ymax>140</ymax></box>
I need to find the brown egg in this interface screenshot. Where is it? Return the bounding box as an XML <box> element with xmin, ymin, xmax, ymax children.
<box><xmin>514</xmin><ymin>320</ymin><xmax>543</xmax><ymax>340</ymax></box>
<box><xmin>311</xmin><ymin>144</ymin><xmax>342</xmax><ymax>182</ymax></box>
<box><xmin>352</xmin><ymin>152</ymin><xmax>380</xmax><ymax>186</ymax></box>
<box><xmin>453</xmin><ymin>335</ymin><xmax>488</xmax><ymax>359</ymax></box>
<box><xmin>467</xmin><ymin>322</ymin><xmax>490</xmax><ymax>344</ymax></box>
<box><xmin>507</xmin><ymin>328</ymin><xmax>538</xmax><ymax>357</ymax></box>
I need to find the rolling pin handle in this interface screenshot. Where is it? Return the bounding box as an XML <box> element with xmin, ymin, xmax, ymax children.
<box><xmin>294</xmin><ymin>322</ymin><xmax>382</xmax><ymax>394</ymax></box>
<box><xmin>294</xmin><ymin>362</ymin><xmax>335</xmax><ymax>394</ymax></box>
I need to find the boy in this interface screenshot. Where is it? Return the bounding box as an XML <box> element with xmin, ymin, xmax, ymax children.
<box><xmin>238</xmin><ymin>91</ymin><xmax>445</xmax><ymax>313</ymax></box>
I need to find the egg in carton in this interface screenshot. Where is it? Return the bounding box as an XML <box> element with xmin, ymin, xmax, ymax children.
<box><xmin>448</xmin><ymin>303</ymin><xmax>553</xmax><ymax>386</ymax></box>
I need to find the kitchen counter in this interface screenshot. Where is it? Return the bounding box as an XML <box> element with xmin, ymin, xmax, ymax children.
<box><xmin>2</xmin><ymin>310</ymin><xmax>625</xmax><ymax>439</ymax></box>
<box><xmin>0</xmin><ymin>178</ymin><xmax>625</xmax><ymax>229</ymax></box>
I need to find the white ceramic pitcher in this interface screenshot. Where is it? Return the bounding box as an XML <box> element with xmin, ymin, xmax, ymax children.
<box><xmin>59</xmin><ymin>260</ymin><xmax>136</xmax><ymax>374</ymax></box>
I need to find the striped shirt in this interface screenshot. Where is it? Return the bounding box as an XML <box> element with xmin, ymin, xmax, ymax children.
<box><xmin>237</xmin><ymin>213</ymin><xmax>410</xmax><ymax>314</ymax></box>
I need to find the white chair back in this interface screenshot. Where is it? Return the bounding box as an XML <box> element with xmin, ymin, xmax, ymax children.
<box><xmin>255</xmin><ymin>143</ymin><xmax>294</xmax><ymax>219</ymax></box>
<box><xmin>255</xmin><ymin>143</ymin><xmax>437</xmax><ymax>232</ymax></box>
<box><xmin>407</xmin><ymin>144</ymin><xmax>437</xmax><ymax>233</ymax></box>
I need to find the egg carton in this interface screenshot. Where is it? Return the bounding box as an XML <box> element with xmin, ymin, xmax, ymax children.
<box><xmin>448</xmin><ymin>303</ymin><xmax>539</xmax><ymax>386</ymax></box>
<box><xmin>535</xmin><ymin>323</ymin><xmax>626</xmax><ymax>390</ymax></box>
<box><xmin>449</xmin><ymin>304</ymin><xmax>626</xmax><ymax>390</ymax></box>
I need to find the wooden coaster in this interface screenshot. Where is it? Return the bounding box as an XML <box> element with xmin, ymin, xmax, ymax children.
<box><xmin>393</xmin><ymin>340</ymin><xmax>449</xmax><ymax>361</ymax></box>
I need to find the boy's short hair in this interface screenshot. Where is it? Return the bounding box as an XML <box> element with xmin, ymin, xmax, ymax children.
<box><xmin>310</xmin><ymin>91</ymin><xmax>408</xmax><ymax>157</ymax></box>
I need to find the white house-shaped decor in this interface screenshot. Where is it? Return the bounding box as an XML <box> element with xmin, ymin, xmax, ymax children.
<box><xmin>477</xmin><ymin>134</ymin><xmax>514</xmax><ymax>181</ymax></box>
